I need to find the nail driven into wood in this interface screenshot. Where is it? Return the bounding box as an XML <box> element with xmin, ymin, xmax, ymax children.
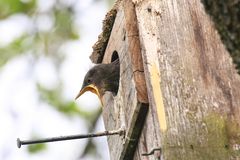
<box><xmin>142</xmin><ymin>147</ymin><xmax>162</xmax><ymax>156</ymax></box>
<box><xmin>17</xmin><ymin>129</ymin><xmax>125</xmax><ymax>148</ymax></box>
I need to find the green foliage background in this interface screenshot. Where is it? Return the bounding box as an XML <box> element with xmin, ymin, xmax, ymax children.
<box><xmin>0</xmin><ymin>0</ymin><xmax>113</xmax><ymax>158</ymax></box>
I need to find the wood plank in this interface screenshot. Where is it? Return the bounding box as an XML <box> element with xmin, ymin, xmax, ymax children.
<box><xmin>123</xmin><ymin>0</ymin><xmax>148</xmax><ymax>104</ymax></box>
<box><xmin>134</xmin><ymin>0</ymin><xmax>240</xmax><ymax>159</ymax></box>
<box><xmin>101</xmin><ymin>5</ymin><xmax>148</xmax><ymax>160</ymax></box>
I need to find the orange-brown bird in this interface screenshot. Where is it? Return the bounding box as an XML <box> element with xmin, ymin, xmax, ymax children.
<box><xmin>75</xmin><ymin>59</ymin><xmax>120</xmax><ymax>104</ymax></box>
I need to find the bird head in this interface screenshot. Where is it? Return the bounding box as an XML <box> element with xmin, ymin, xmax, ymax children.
<box><xmin>75</xmin><ymin>60</ymin><xmax>120</xmax><ymax>105</ymax></box>
<box><xmin>75</xmin><ymin>65</ymin><xmax>102</xmax><ymax>102</ymax></box>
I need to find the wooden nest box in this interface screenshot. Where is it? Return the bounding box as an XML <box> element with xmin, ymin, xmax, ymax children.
<box><xmin>90</xmin><ymin>0</ymin><xmax>240</xmax><ymax>160</ymax></box>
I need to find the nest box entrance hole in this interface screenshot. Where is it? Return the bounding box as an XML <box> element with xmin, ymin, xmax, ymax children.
<box><xmin>111</xmin><ymin>51</ymin><xmax>120</xmax><ymax>95</ymax></box>
<box><xmin>111</xmin><ymin>50</ymin><xmax>119</xmax><ymax>62</ymax></box>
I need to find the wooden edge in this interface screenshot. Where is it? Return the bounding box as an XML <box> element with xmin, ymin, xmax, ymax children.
<box><xmin>120</xmin><ymin>103</ymin><xmax>149</xmax><ymax>160</ymax></box>
<box><xmin>100</xmin><ymin>3</ymin><xmax>150</xmax><ymax>159</ymax></box>
<box><xmin>134</xmin><ymin>0</ymin><xmax>167</xmax><ymax>132</ymax></box>
<box><xmin>123</xmin><ymin>0</ymin><xmax>149</xmax><ymax>103</ymax></box>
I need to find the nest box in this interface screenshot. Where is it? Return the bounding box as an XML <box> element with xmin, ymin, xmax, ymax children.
<box><xmin>90</xmin><ymin>1</ymin><xmax>152</xmax><ymax>159</ymax></box>
<box><xmin>89</xmin><ymin>0</ymin><xmax>240</xmax><ymax>160</ymax></box>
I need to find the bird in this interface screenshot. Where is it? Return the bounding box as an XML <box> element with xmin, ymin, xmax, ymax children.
<box><xmin>75</xmin><ymin>59</ymin><xmax>120</xmax><ymax>104</ymax></box>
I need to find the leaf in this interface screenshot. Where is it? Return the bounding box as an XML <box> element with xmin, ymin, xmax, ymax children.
<box><xmin>53</xmin><ymin>8</ymin><xmax>78</xmax><ymax>40</ymax></box>
<box><xmin>0</xmin><ymin>0</ymin><xmax>36</xmax><ymax>18</ymax></box>
<box><xmin>80</xmin><ymin>140</ymin><xmax>97</xmax><ymax>158</ymax></box>
<box><xmin>37</xmin><ymin>83</ymin><xmax>98</xmax><ymax>118</ymax></box>
<box><xmin>27</xmin><ymin>143</ymin><xmax>47</xmax><ymax>153</ymax></box>
<box><xmin>0</xmin><ymin>35</ymin><xmax>33</xmax><ymax>67</ymax></box>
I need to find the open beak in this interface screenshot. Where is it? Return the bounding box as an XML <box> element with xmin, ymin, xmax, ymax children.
<box><xmin>75</xmin><ymin>84</ymin><xmax>102</xmax><ymax>104</ymax></box>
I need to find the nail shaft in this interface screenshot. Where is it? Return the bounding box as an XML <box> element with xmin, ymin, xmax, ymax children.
<box><xmin>142</xmin><ymin>147</ymin><xmax>161</xmax><ymax>156</ymax></box>
<box><xmin>17</xmin><ymin>129</ymin><xmax>125</xmax><ymax>148</ymax></box>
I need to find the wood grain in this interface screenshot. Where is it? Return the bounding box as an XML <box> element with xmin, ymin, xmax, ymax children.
<box><xmin>101</xmin><ymin>4</ymin><xmax>148</xmax><ymax>160</ymax></box>
<box><xmin>135</xmin><ymin>0</ymin><xmax>240</xmax><ymax>159</ymax></box>
<box><xmin>95</xmin><ymin>0</ymin><xmax>240</xmax><ymax>159</ymax></box>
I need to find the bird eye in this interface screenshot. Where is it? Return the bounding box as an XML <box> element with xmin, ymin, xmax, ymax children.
<box><xmin>87</xmin><ymin>79</ymin><xmax>91</xmax><ymax>84</ymax></box>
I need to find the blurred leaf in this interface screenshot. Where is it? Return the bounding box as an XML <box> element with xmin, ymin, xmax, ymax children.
<box><xmin>0</xmin><ymin>0</ymin><xmax>108</xmax><ymax>157</ymax></box>
<box><xmin>80</xmin><ymin>140</ymin><xmax>97</xmax><ymax>158</ymax></box>
<box><xmin>58</xmin><ymin>101</ymin><xmax>93</xmax><ymax>118</ymax></box>
<box><xmin>27</xmin><ymin>143</ymin><xmax>47</xmax><ymax>153</ymax></box>
<box><xmin>54</xmin><ymin>8</ymin><xmax>78</xmax><ymax>40</ymax></box>
<box><xmin>0</xmin><ymin>0</ymin><xmax>36</xmax><ymax>19</ymax></box>
<box><xmin>0</xmin><ymin>35</ymin><xmax>34</xmax><ymax>66</ymax></box>
<box><xmin>37</xmin><ymin>83</ymin><xmax>62</xmax><ymax>106</ymax></box>
<box><xmin>80</xmin><ymin>108</ymin><xmax>101</xmax><ymax>158</ymax></box>
<box><xmin>27</xmin><ymin>133</ymin><xmax>47</xmax><ymax>153</ymax></box>
<box><xmin>37</xmin><ymin>83</ymin><xmax>98</xmax><ymax>119</ymax></box>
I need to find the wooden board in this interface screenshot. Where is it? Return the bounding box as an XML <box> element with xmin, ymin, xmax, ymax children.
<box><xmin>101</xmin><ymin>3</ymin><xmax>149</xmax><ymax>160</ymax></box>
<box><xmin>133</xmin><ymin>0</ymin><xmax>240</xmax><ymax>159</ymax></box>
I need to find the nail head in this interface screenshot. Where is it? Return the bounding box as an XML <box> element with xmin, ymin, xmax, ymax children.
<box><xmin>17</xmin><ymin>138</ymin><xmax>22</xmax><ymax>148</ymax></box>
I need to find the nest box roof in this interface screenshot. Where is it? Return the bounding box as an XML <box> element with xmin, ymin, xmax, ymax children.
<box><xmin>90</xmin><ymin>0</ymin><xmax>122</xmax><ymax>64</ymax></box>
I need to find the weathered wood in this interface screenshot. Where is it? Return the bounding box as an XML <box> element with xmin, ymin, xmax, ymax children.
<box><xmin>101</xmin><ymin>4</ymin><xmax>148</xmax><ymax>160</ymax></box>
<box><xmin>134</xmin><ymin>0</ymin><xmax>240</xmax><ymax>159</ymax></box>
<box><xmin>123</xmin><ymin>0</ymin><xmax>148</xmax><ymax>104</ymax></box>
<box><xmin>201</xmin><ymin>0</ymin><xmax>240</xmax><ymax>73</ymax></box>
<box><xmin>90</xmin><ymin>0</ymin><xmax>240</xmax><ymax>159</ymax></box>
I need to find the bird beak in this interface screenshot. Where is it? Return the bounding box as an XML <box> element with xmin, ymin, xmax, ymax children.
<box><xmin>75</xmin><ymin>84</ymin><xmax>101</xmax><ymax>101</ymax></box>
